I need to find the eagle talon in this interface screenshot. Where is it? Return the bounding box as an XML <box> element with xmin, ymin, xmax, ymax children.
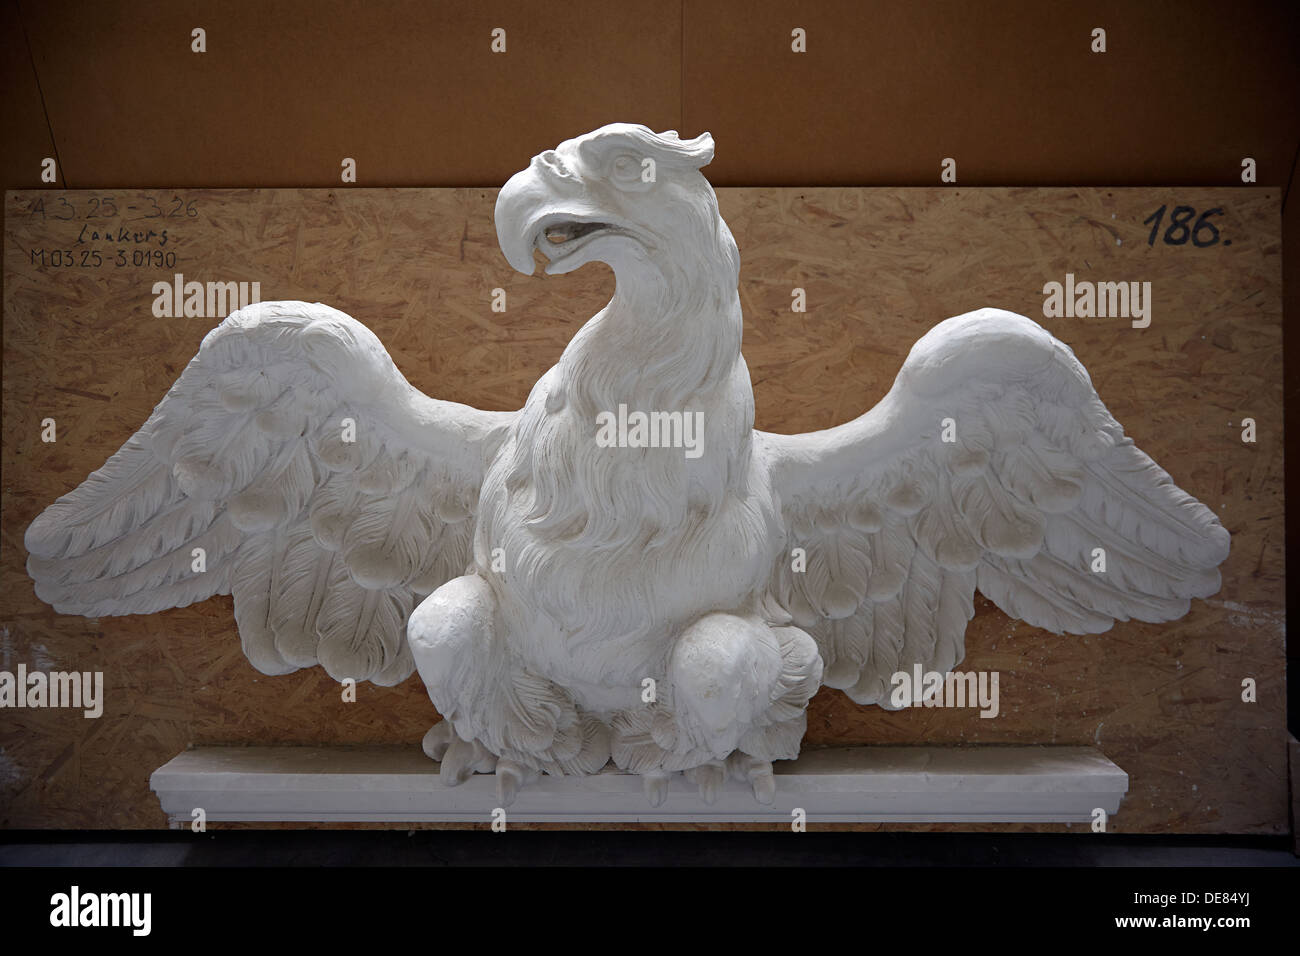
<box><xmin>726</xmin><ymin>753</ymin><xmax>776</xmax><ymax>804</ymax></box>
<box><xmin>643</xmin><ymin>771</ymin><xmax>673</xmax><ymax>808</ymax></box>
<box><xmin>495</xmin><ymin>758</ymin><xmax>530</xmax><ymax>807</ymax></box>
<box><xmin>687</xmin><ymin>762</ymin><xmax>726</xmax><ymax>805</ymax></box>
<box><xmin>439</xmin><ymin>732</ymin><xmax>497</xmax><ymax>786</ymax></box>
<box><xmin>422</xmin><ymin>721</ymin><xmax>454</xmax><ymax>761</ymax></box>
<box><xmin>749</xmin><ymin>765</ymin><xmax>776</xmax><ymax>805</ymax></box>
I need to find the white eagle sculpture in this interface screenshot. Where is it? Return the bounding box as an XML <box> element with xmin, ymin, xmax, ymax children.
<box><xmin>26</xmin><ymin>124</ymin><xmax>1229</xmax><ymax>808</ymax></box>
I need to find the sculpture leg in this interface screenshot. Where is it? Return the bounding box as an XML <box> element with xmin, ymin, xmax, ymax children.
<box><xmin>409</xmin><ymin>573</ymin><xmax>602</xmax><ymax>806</ymax></box>
<box><xmin>668</xmin><ymin>612</ymin><xmax>782</xmax><ymax>761</ymax></box>
<box><xmin>668</xmin><ymin>615</ymin><xmax>820</xmax><ymax>805</ymax></box>
<box><xmin>409</xmin><ymin>574</ymin><xmax>513</xmax><ymax>796</ymax></box>
<box><xmin>610</xmin><ymin>614</ymin><xmax>819</xmax><ymax>805</ymax></box>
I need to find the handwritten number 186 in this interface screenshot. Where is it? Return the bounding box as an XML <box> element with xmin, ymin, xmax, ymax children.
<box><xmin>1143</xmin><ymin>205</ymin><xmax>1223</xmax><ymax>248</ymax></box>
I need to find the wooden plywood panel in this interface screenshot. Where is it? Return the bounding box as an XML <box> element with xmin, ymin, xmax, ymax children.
<box><xmin>0</xmin><ymin>185</ymin><xmax>1283</xmax><ymax>831</ymax></box>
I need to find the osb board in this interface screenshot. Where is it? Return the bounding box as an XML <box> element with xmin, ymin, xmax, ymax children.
<box><xmin>0</xmin><ymin>186</ymin><xmax>1284</xmax><ymax>832</ymax></box>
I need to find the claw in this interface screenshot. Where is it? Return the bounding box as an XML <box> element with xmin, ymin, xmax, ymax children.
<box><xmin>495</xmin><ymin>758</ymin><xmax>528</xmax><ymax>808</ymax></box>
<box><xmin>439</xmin><ymin>733</ymin><xmax>497</xmax><ymax>786</ymax></box>
<box><xmin>440</xmin><ymin>735</ymin><xmax>476</xmax><ymax>786</ymax></box>
<box><xmin>750</xmin><ymin>765</ymin><xmax>776</xmax><ymax>805</ymax></box>
<box><xmin>725</xmin><ymin>753</ymin><xmax>777</xmax><ymax>805</ymax></box>
<box><xmin>422</xmin><ymin>721</ymin><xmax>454</xmax><ymax>761</ymax></box>
<box><xmin>690</xmin><ymin>762</ymin><xmax>726</xmax><ymax>805</ymax></box>
<box><xmin>643</xmin><ymin>771</ymin><xmax>672</xmax><ymax>808</ymax></box>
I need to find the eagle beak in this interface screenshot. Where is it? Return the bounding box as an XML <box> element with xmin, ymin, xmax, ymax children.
<box><xmin>495</xmin><ymin>167</ymin><xmax>551</xmax><ymax>275</ymax></box>
<box><xmin>495</xmin><ymin>162</ymin><xmax>617</xmax><ymax>276</ymax></box>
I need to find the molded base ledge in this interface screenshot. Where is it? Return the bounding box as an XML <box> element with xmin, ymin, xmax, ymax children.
<box><xmin>150</xmin><ymin>745</ymin><xmax>1127</xmax><ymax>825</ymax></box>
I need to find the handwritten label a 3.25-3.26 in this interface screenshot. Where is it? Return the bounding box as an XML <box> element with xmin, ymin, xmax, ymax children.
<box><xmin>23</xmin><ymin>193</ymin><xmax>199</xmax><ymax>271</ymax></box>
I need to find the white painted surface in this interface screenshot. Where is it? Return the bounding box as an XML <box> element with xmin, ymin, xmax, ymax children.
<box><xmin>151</xmin><ymin>745</ymin><xmax>1127</xmax><ymax>825</ymax></box>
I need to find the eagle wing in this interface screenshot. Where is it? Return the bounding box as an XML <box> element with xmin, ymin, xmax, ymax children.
<box><xmin>759</xmin><ymin>308</ymin><xmax>1229</xmax><ymax>706</ymax></box>
<box><xmin>25</xmin><ymin>301</ymin><xmax>513</xmax><ymax>686</ymax></box>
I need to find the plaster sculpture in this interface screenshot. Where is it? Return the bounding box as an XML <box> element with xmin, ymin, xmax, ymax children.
<box><xmin>26</xmin><ymin>124</ymin><xmax>1230</xmax><ymax>808</ymax></box>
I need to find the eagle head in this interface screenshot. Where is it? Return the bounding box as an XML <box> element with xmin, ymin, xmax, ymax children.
<box><xmin>496</xmin><ymin>123</ymin><xmax>736</xmax><ymax>290</ymax></box>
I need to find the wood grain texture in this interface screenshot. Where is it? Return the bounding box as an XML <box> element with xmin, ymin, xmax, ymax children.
<box><xmin>1</xmin><ymin>185</ymin><xmax>1283</xmax><ymax>831</ymax></box>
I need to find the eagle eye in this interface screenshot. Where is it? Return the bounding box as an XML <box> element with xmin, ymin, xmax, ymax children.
<box><xmin>608</xmin><ymin>151</ymin><xmax>652</xmax><ymax>191</ymax></box>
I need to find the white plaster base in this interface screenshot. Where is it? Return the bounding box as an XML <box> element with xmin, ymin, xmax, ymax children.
<box><xmin>150</xmin><ymin>745</ymin><xmax>1127</xmax><ymax>826</ymax></box>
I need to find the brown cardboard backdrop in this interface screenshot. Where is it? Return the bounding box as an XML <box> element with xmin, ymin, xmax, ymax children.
<box><xmin>3</xmin><ymin>0</ymin><xmax>1296</xmax><ymax>190</ymax></box>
